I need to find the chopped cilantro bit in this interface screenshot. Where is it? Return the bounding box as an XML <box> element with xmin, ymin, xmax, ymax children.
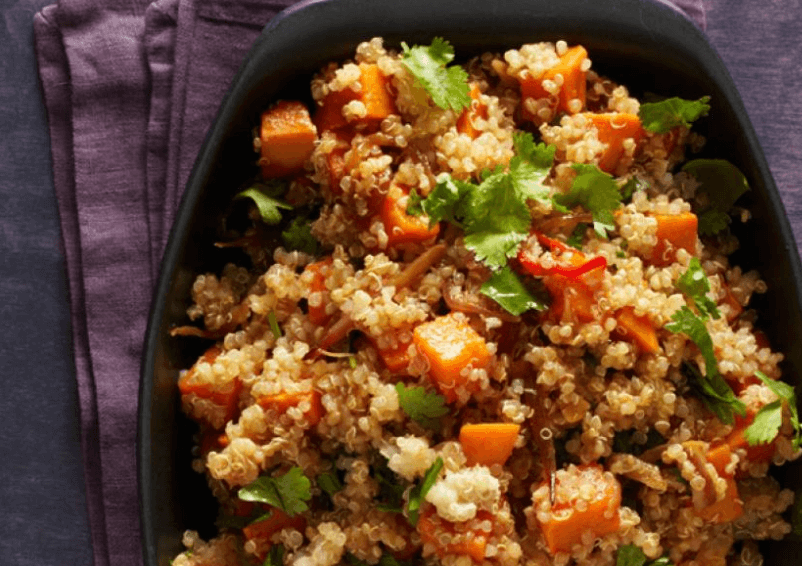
<box><xmin>746</xmin><ymin>370</ymin><xmax>802</xmax><ymax>448</ymax></box>
<box><xmin>236</xmin><ymin>183</ymin><xmax>292</xmax><ymax>225</ymax></box>
<box><xmin>268</xmin><ymin>311</ymin><xmax>282</xmax><ymax>339</ymax></box>
<box><xmin>407</xmin><ymin>176</ymin><xmax>473</xmax><ymax>228</ymax></box>
<box><xmin>553</xmin><ymin>164</ymin><xmax>622</xmax><ymax>238</ymax></box>
<box><xmin>396</xmin><ymin>383</ymin><xmax>449</xmax><ymax>428</ymax></box>
<box><xmin>480</xmin><ymin>265</ymin><xmax>547</xmax><ymax>315</ymax></box>
<box><xmin>683</xmin><ymin>159</ymin><xmax>749</xmax><ymax>236</ymax></box>
<box><xmin>616</xmin><ymin>545</ymin><xmax>675</xmax><ymax>566</ymax></box>
<box><xmin>401</xmin><ymin>38</ymin><xmax>470</xmax><ymax>111</ymax></box>
<box><xmin>263</xmin><ymin>544</ymin><xmax>285</xmax><ymax>566</ymax></box>
<box><xmin>676</xmin><ymin>257</ymin><xmax>721</xmax><ymax>320</ymax></box>
<box><xmin>667</xmin><ymin>309</ymin><xmax>746</xmax><ymax>424</ymax></box>
<box><xmin>567</xmin><ymin>223</ymin><xmax>588</xmax><ymax>249</ymax></box>
<box><xmin>620</xmin><ymin>177</ymin><xmax>646</xmax><ymax>202</ymax></box>
<box><xmin>638</xmin><ymin>96</ymin><xmax>710</xmax><ymax>134</ymax></box>
<box><xmin>238</xmin><ymin>467</ymin><xmax>312</xmax><ymax>517</ymax></box>
<box><xmin>407</xmin><ymin>457</ymin><xmax>443</xmax><ymax>526</ymax></box>
<box><xmin>348</xmin><ymin>356</ymin><xmax>358</xmax><ymax>369</ymax></box>
<box><xmin>317</xmin><ymin>471</ymin><xmax>343</xmax><ymax>497</ymax></box>
<box><xmin>373</xmin><ymin>458</ymin><xmax>405</xmax><ymax>513</ymax></box>
<box><xmin>281</xmin><ymin>215</ymin><xmax>319</xmax><ymax>255</ymax></box>
<box><xmin>616</xmin><ymin>250</ymin><xmax>627</xmax><ymax>258</ymax></box>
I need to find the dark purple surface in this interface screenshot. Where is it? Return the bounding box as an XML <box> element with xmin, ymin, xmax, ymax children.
<box><xmin>2</xmin><ymin>0</ymin><xmax>800</xmax><ymax>564</ymax></box>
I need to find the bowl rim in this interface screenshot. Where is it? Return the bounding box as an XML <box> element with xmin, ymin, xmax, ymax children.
<box><xmin>138</xmin><ymin>0</ymin><xmax>802</xmax><ymax>564</ymax></box>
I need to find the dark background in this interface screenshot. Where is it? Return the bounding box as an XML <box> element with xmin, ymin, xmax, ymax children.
<box><xmin>0</xmin><ymin>0</ymin><xmax>799</xmax><ymax>565</ymax></box>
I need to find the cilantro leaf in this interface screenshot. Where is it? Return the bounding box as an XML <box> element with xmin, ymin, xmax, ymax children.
<box><xmin>236</xmin><ymin>184</ymin><xmax>292</xmax><ymax>225</ymax></box>
<box><xmin>407</xmin><ymin>176</ymin><xmax>474</xmax><ymax>228</ymax></box>
<box><xmin>616</xmin><ymin>545</ymin><xmax>648</xmax><ymax>566</ymax></box>
<box><xmin>567</xmin><ymin>223</ymin><xmax>588</xmax><ymax>249</ymax></box>
<box><xmin>746</xmin><ymin>370</ymin><xmax>802</xmax><ymax>448</ymax></box>
<box><xmin>698</xmin><ymin>209</ymin><xmax>731</xmax><ymax>236</ymax></box>
<box><xmin>616</xmin><ymin>545</ymin><xmax>675</xmax><ymax>566</ymax></box>
<box><xmin>480</xmin><ymin>265</ymin><xmax>547</xmax><ymax>315</ymax></box>
<box><xmin>373</xmin><ymin>458</ymin><xmax>405</xmax><ymax>513</ymax></box>
<box><xmin>281</xmin><ymin>216</ymin><xmax>319</xmax><ymax>255</ymax></box>
<box><xmin>667</xmin><ymin>307</ymin><xmax>746</xmax><ymax>424</ymax></box>
<box><xmin>317</xmin><ymin>471</ymin><xmax>343</xmax><ymax>497</ymax></box>
<box><xmin>508</xmin><ymin>134</ymin><xmax>555</xmax><ymax>204</ymax></box>
<box><xmin>401</xmin><ymin>38</ymin><xmax>470</xmax><ymax>111</ymax></box>
<box><xmin>638</xmin><ymin>96</ymin><xmax>710</xmax><ymax>134</ymax></box>
<box><xmin>407</xmin><ymin>457</ymin><xmax>443</xmax><ymax>526</ymax></box>
<box><xmin>676</xmin><ymin>257</ymin><xmax>721</xmax><ymax>320</ymax></box>
<box><xmin>744</xmin><ymin>400</ymin><xmax>783</xmax><ymax>446</ymax></box>
<box><xmin>683</xmin><ymin>159</ymin><xmax>750</xmax><ymax>236</ymax></box>
<box><xmin>463</xmin><ymin>171</ymin><xmax>531</xmax><ymax>267</ymax></box>
<box><xmin>553</xmin><ymin>164</ymin><xmax>622</xmax><ymax>238</ymax></box>
<box><xmin>396</xmin><ymin>383</ymin><xmax>449</xmax><ymax>428</ymax></box>
<box><xmin>263</xmin><ymin>544</ymin><xmax>285</xmax><ymax>566</ymax></box>
<box><xmin>238</xmin><ymin>467</ymin><xmax>312</xmax><ymax>516</ymax></box>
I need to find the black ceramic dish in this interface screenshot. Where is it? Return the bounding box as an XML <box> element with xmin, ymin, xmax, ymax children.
<box><xmin>138</xmin><ymin>0</ymin><xmax>802</xmax><ymax>564</ymax></box>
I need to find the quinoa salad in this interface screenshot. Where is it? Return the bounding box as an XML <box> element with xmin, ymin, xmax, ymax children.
<box><xmin>169</xmin><ymin>38</ymin><xmax>802</xmax><ymax>566</ymax></box>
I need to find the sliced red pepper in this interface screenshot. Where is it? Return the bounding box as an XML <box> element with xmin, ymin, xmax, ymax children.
<box><xmin>518</xmin><ymin>233</ymin><xmax>607</xmax><ymax>281</ymax></box>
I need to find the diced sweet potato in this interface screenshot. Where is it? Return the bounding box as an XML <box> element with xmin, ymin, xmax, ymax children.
<box><xmin>456</xmin><ymin>83</ymin><xmax>488</xmax><ymax>139</ymax></box>
<box><xmin>459</xmin><ymin>423</ymin><xmax>521</xmax><ymax>467</ymax></box>
<box><xmin>304</xmin><ymin>258</ymin><xmax>333</xmax><ymax>326</ymax></box>
<box><xmin>178</xmin><ymin>346</ymin><xmax>242</xmax><ymax>426</ymax></box>
<box><xmin>536</xmin><ymin>464</ymin><xmax>622</xmax><ymax>553</ymax></box>
<box><xmin>649</xmin><ymin>212</ymin><xmax>698</xmax><ymax>266</ymax></box>
<box><xmin>314</xmin><ymin>63</ymin><xmax>396</xmax><ymax>133</ymax></box>
<box><xmin>542</xmin><ymin>274</ymin><xmax>597</xmax><ymax>324</ymax></box>
<box><xmin>520</xmin><ymin>45</ymin><xmax>588</xmax><ymax>122</ymax></box>
<box><xmin>614</xmin><ymin>306</ymin><xmax>659</xmax><ymax>354</ymax></box>
<box><xmin>418</xmin><ymin>508</ymin><xmax>490</xmax><ymax>563</ymax></box>
<box><xmin>256</xmin><ymin>390</ymin><xmax>324</xmax><ymax>426</ymax></box>
<box><xmin>413</xmin><ymin>313</ymin><xmax>492</xmax><ymax>402</ymax></box>
<box><xmin>584</xmin><ymin>112</ymin><xmax>645</xmax><ymax>173</ymax></box>
<box><xmin>380</xmin><ymin>185</ymin><xmax>440</xmax><ymax>248</ymax></box>
<box><xmin>259</xmin><ymin>100</ymin><xmax>317</xmax><ymax>178</ymax></box>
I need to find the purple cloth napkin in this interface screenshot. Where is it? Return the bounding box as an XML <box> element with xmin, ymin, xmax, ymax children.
<box><xmin>32</xmin><ymin>1</ymin><xmax>705</xmax><ymax>565</ymax></box>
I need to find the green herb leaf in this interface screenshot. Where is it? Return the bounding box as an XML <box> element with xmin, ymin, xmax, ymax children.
<box><xmin>480</xmin><ymin>265</ymin><xmax>547</xmax><ymax>315</ymax></box>
<box><xmin>616</xmin><ymin>545</ymin><xmax>675</xmax><ymax>566</ymax></box>
<box><xmin>567</xmin><ymin>223</ymin><xmax>588</xmax><ymax>249</ymax></box>
<box><xmin>238</xmin><ymin>467</ymin><xmax>312</xmax><ymax>516</ymax></box>
<box><xmin>667</xmin><ymin>307</ymin><xmax>746</xmax><ymax>424</ymax></box>
<box><xmin>396</xmin><ymin>383</ymin><xmax>449</xmax><ymax>428</ymax></box>
<box><xmin>683</xmin><ymin>159</ymin><xmax>750</xmax><ymax>236</ymax></box>
<box><xmin>639</xmin><ymin>96</ymin><xmax>710</xmax><ymax>134</ymax></box>
<box><xmin>407</xmin><ymin>176</ymin><xmax>473</xmax><ymax>228</ymax></box>
<box><xmin>263</xmin><ymin>544</ymin><xmax>285</xmax><ymax>566</ymax></box>
<box><xmin>268</xmin><ymin>311</ymin><xmax>282</xmax><ymax>339</ymax></box>
<box><xmin>616</xmin><ymin>545</ymin><xmax>648</xmax><ymax>566</ymax></box>
<box><xmin>553</xmin><ymin>164</ymin><xmax>622</xmax><ymax>238</ymax></box>
<box><xmin>401</xmin><ymin>38</ymin><xmax>470</xmax><ymax>111</ymax></box>
<box><xmin>373</xmin><ymin>458</ymin><xmax>405</xmax><ymax>513</ymax></box>
<box><xmin>317</xmin><ymin>471</ymin><xmax>343</xmax><ymax>497</ymax></box>
<box><xmin>620</xmin><ymin>177</ymin><xmax>646</xmax><ymax>202</ymax></box>
<box><xmin>746</xmin><ymin>370</ymin><xmax>802</xmax><ymax>448</ymax></box>
<box><xmin>407</xmin><ymin>457</ymin><xmax>443</xmax><ymax>526</ymax></box>
<box><xmin>281</xmin><ymin>216</ymin><xmax>319</xmax><ymax>255</ymax></box>
<box><xmin>676</xmin><ymin>257</ymin><xmax>721</xmax><ymax>320</ymax></box>
<box><xmin>236</xmin><ymin>184</ymin><xmax>292</xmax><ymax>225</ymax></box>
<box><xmin>744</xmin><ymin>400</ymin><xmax>784</xmax><ymax>446</ymax></box>
<box><xmin>698</xmin><ymin>209</ymin><xmax>731</xmax><ymax>236</ymax></box>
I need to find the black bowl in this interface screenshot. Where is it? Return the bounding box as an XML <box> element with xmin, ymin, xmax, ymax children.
<box><xmin>139</xmin><ymin>0</ymin><xmax>802</xmax><ymax>564</ymax></box>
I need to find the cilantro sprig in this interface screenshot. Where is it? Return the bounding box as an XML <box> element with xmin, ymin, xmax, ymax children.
<box><xmin>668</xmin><ymin>262</ymin><xmax>745</xmax><ymax>424</ymax></box>
<box><xmin>682</xmin><ymin>159</ymin><xmax>750</xmax><ymax>236</ymax></box>
<box><xmin>407</xmin><ymin>457</ymin><xmax>443</xmax><ymax>526</ymax></box>
<box><xmin>238</xmin><ymin>466</ymin><xmax>312</xmax><ymax>517</ymax></box>
<box><xmin>745</xmin><ymin>370</ymin><xmax>802</xmax><ymax>449</ymax></box>
<box><xmin>396</xmin><ymin>383</ymin><xmax>449</xmax><ymax>428</ymax></box>
<box><xmin>401</xmin><ymin>38</ymin><xmax>471</xmax><ymax>112</ymax></box>
<box><xmin>236</xmin><ymin>181</ymin><xmax>292</xmax><ymax>225</ymax></box>
<box><xmin>638</xmin><ymin>96</ymin><xmax>710</xmax><ymax>134</ymax></box>
<box><xmin>676</xmin><ymin>257</ymin><xmax>720</xmax><ymax>319</ymax></box>
<box><xmin>553</xmin><ymin>164</ymin><xmax>622</xmax><ymax>237</ymax></box>
<box><xmin>480</xmin><ymin>266</ymin><xmax>547</xmax><ymax>316</ymax></box>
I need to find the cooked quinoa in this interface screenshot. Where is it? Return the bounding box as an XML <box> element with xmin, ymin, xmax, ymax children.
<box><xmin>170</xmin><ymin>38</ymin><xmax>800</xmax><ymax>566</ymax></box>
